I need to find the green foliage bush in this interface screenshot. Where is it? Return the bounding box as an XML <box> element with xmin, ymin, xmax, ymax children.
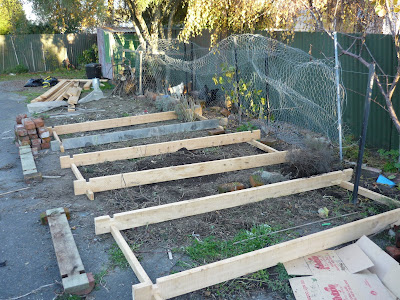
<box><xmin>4</xmin><ymin>64</ymin><xmax>29</xmax><ymax>74</ymax></box>
<box><xmin>377</xmin><ymin>149</ymin><xmax>400</xmax><ymax>172</ymax></box>
<box><xmin>77</xmin><ymin>44</ymin><xmax>99</xmax><ymax>66</ymax></box>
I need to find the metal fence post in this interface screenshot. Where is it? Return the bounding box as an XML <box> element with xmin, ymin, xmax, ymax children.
<box><xmin>139</xmin><ymin>50</ymin><xmax>143</xmax><ymax>95</ymax></box>
<box><xmin>334</xmin><ymin>32</ymin><xmax>343</xmax><ymax>162</ymax></box>
<box><xmin>352</xmin><ymin>63</ymin><xmax>375</xmax><ymax>204</ymax></box>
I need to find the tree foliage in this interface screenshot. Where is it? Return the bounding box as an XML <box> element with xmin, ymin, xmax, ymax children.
<box><xmin>0</xmin><ymin>0</ymin><xmax>27</xmax><ymax>34</ymax></box>
<box><xmin>29</xmin><ymin>0</ymin><xmax>107</xmax><ymax>33</ymax></box>
<box><xmin>180</xmin><ymin>0</ymin><xmax>303</xmax><ymax>45</ymax></box>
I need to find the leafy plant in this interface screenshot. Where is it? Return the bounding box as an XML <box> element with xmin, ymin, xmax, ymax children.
<box><xmin>186</xmin><ymin>223</ymin><xmax>286</xmax><ymax>264</ymax></box>
<box><xmin>377</xmin><ymin>149</ymin><xmax>400</xmax><ymax>172</ymax></box>
<box><xmin>4</xmin><ymin>64</ymin><xmax>29</xmax><ymax>74</ymax></box>
<box><xmin>236</xmin><ymin>121</ymin><xmax>258</xmax><ymax>132</ymax></box>
<box><xmin>212</xmin><ymin>64</ymin><xmax>269</xmax><ymax>119</ymax></box>
<box><xmin>182</xmin><ymin>224</ymin><xmax>294</xmax><ymax>298</ymax></box>
<box><xmin>77</xmin><ymin>43</ymin><xmax>99</xmax><ymax>66</ymax></box>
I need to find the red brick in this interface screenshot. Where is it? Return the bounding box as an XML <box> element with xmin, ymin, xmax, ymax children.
<box><xmin>29</xmin><ymin>134</ymin><xmax>39</xmax><ymax>139</ymax></box>
<box><xmin>38</xmin><ymin>127</ymin><xmax>50</xmax><ymax>138</ymax></box>
<box><xmin>72</xmin><ymin>272</ymin><xmax>95</xmax><ymax>295</ymax></box>
<box><xmin>208</xmin><ymin>129</ymin><xmax>225</xmax><ymax>135</ymax></box>
<box><xmin>15</xmin><ymin>125</ymin><xmax>27</xmax><ymax>137</ymax></box>
<box><xmin>31</xmin><ymin>147</ymin><xmax>39</xmax><ymax>156</ymax></box>
<box><xmin>27</xmin><ymin>129</ymin><xmax>37</xmax><ymax>135</ymax></box>
<box><xmin>22</xmin><ymin>118</ymin><xmax>35</xmax><ymax>130</ymax></box>
<box><xmin>386</xmin><ymin>246</ymin><xmax>400</xmax><ymax>262</ymax></box>
<box><xmin>32</xmin><ymin>118</ymin><xmax>44</xmax><ymax>128</ymax></box>
<box><xmin>41</xmin><ymin>142</ymin><xmax>50</xmax><ymax>149</ymax></box>
<box><xmin>250</xmin><ymin>175</ymin><xmax>263</xmax><ymax>187</ymax></box>
<box><xmin>32</xmin><ymin>145</ymin><xmax>41</xmax><ymax>152</ymax></box>
<box><xmin>20</xmin><ymin>140</ymin><xmax>31</xmax><ymax>146</ymax></box>
<box><xmin>41</xmin><ymin>137</ymin><xmax>51</xmax><ymax>143</ymax></box>
<box><xmin>31</xmin><ymin>138</ymin><xmax>42</xmax><ymax>147</ymax></box>
<box><xmin>218</xmin><ymin>182</ymin><xmax>245</xmax><ymax>193</ymax></box>
<box><xmin>18</xmin><ymin>135</ymin><xmax>30</xmax><ymax>142</ymax></box>
<box><xmin>16</xmin><ymin>114</ymin><xmax>27</xmax><ymax>124</ymax></box>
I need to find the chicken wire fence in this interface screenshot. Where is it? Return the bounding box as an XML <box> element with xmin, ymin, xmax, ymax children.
<box><xmin>134</xmin><ymin>34</ymin><xmax>344</xmax><ymax>142</ymax></box>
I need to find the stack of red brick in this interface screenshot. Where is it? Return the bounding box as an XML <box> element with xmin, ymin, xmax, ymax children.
<box><xmin>15</xmin><ymin>114</ymin><xmax>52</xmax><ymax>155</ymax></box>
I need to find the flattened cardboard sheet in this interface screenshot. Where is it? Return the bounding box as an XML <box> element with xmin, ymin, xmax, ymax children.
<box><xmin>289</xmin><ymin>273</ymin><xmax>396</xmax><ymax>300</ymax></box>
<box><xmin>284</xmin><ymin>243</ymin><xmax>374</xmax><ymax>276</ymax></box>
<box><xmin>356</xmin><ymin>235</ymin><xmax>400</xmax><ymax>298</ymax></box>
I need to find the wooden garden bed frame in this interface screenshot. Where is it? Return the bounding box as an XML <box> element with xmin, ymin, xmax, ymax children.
<box><xmin>59</xmin><ymin>129</ymin><xmax>285</xmax><ymax>200</ymax></box>
<box><xmin>50</xmin><ymin>111</ymin><xmax>181</xmax><ymax>152</ymax></box>
<box><xmin>60</xmin><ymin>125</ymin><xmax>400</xmax><ymax>205</ymax></box>
<box><xmin>94</xmin><ymin>167</ymin><xmax>400</xmax><ymax>300</ymax></box>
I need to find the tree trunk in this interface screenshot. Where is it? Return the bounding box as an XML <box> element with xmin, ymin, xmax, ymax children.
<box><xmin>167</xmin><ymin>1</ymin><xmax>180</xmax><ymax>40</ymax></box>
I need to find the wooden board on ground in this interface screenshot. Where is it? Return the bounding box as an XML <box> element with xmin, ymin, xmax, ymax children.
<box><xmin>94</xmin><ymin>169</ymin><xmax>352</xmax><ymax>234</ymax></box>
<box><xmin>52</xmin><ymin>119</ymin><xmax>220</xmax><ymax>151</ymax></box>
<box><xmin>60</xmin><ymin>130</ymin><xmax>262</xmax><ymax>168</ymax></box>
<box><xmin>19</xmin><ymin>145</ymin><xmax>42</xmax><ymax>182</ymax></box>
<box><xmin>339</xmin><ymin>181</ymin><xmax>400</xmax><ymax>207</ymax></box>
<box><xmin>74</xmin><ymin>151</ymin><xmax>288</xmax><ymax>197</ymax></box>
<box><xmin>52</xmin><ymin>111</ymin><xmax>179</xmax><ymax>135</ymax></box>
<box><xmin>46</xmin><ymin>208</ymin><xmax>89</xmax><ymax>293</ymax></box>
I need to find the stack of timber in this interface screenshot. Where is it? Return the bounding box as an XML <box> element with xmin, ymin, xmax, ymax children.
<box><xmin>30</xmin><ymin>79</ymin><xmax>104</xmax><ymax>112</ymax></box>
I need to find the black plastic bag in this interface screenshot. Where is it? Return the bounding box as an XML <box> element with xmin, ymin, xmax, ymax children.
<box><xmin>24</xmin><ymin>78</ymin><xmax>44</xmax><ymax>87</ymax></box>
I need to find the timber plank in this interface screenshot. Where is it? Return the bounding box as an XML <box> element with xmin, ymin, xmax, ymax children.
<box><xmin>54</xmin><ymin>119</ymin><xmax>219</xmax><ymax>151</ymax></box>
<box><xmin>95</xmin><ymin>169</ymin><xmax>352</xmax><ymax>234</ymax></box>
<box><xmin>110</xmin><ymin>226</ymin><xmax>151</xmax><ymax>283</ymax></box>
<box><xmin>339</xmin><ymin>181</ymin><xmax>400</xmax><ymax>207</ymax></box>
<box><xmin>247</xmin><ymin>139</ymin><xmax>279</xmax><ymax>153</ymax></box>
<box><xmin>60</xmin><ymin>130</ymin><xmax>261</xmax><ymax>168</ymax></box>
<box><xmin>46</xmin><ymin>208</ymin><xmax>89</xmax><ymax>293</ymax></box>
<box><xmin>31</xmin><ymin>80</ymin><xmax>67</xmax><ymax>102</ymax></box>
<box><xmin>52</xmin><ymin>111</ymin><xmax>178</xmax><ymax>135</ymax></box>
<box><xmin>75</xmin><ymin>151</ymin><xmax>288</xmax><ymax>196</ymax></box>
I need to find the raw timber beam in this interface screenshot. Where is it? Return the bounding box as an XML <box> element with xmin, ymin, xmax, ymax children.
<box><xmin>247</xmin><ymin>139</ymin><xmax>279</xmax><ymax>153</ymax></box>
<box><xmin>52</xmin><ymin>111</ymin><xmax>178</xmax><ymax>135</ymax></box>
<box><xmin>339</xmin><ymin>181</ymin><xmax>400</xmax><ymax>207</ymax></box>
<box><xmin>51</xmin><ymin>119</ymin><xmax>220</xmax><ymax>151</ymax></box>
<box><xmin>95</xmin><ymin>169</ymin><xmax>352</xmax><ymax>234</ymax></box>
<box><xmin>110</xmin><ymin>226</ymin><xmax>151</xmax><ymax>283</ymax></box>
<box><xmin>60</xmin><ymin>130</ymin><xmax>261</xmax><ymax>168</ymax></box>
<box><xmin>75</xmin><ymin>151</ymin><xmax>288</xmax><ymax>198</ymax></box>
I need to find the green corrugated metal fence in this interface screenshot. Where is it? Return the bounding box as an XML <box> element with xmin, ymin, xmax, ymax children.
<box><xmin>0</xmin><ymin>33</ymin><xmax>97</xmax><ymax>72</ymax></box>
<box><xmin>283</xmin><ymin>32</ymin><xmax>399</xmax><ymax>151</ymax></box>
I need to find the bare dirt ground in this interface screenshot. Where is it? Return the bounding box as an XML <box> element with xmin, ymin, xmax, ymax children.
<box><xmin>0</xmin><ymin>80</ymin><xmax>397</xmax><ymax>300</ymax></box>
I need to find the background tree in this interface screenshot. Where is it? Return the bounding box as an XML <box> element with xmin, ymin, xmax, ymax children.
<box><xmin>302</xmin><ymin>0</ymin><xmax>400</xmax><ymax>136</ymax></box>
<box><xmin>179</xmin><ymin>0</ymin><xmax>303</xmax><ymax>45</ymax></box>
<box><xmin>0</xmin><ymin>0</ymin><xmax>28</xmax><ymax>34</ymax></box>
<box><xmin>122</xmin><ymin>0</ymin><xmax>186</xmax><ymax>50</ymax></box>
<box><xmin>29</xmin><ymin>0</ymin><xmax>107</xmax><ymax>33</ymax></box>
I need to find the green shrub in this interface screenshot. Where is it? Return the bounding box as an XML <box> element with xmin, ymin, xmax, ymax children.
<box><xmin>4</xmin><ymin>64</ymin><xmax>29</xmax><ymax>74</ymax></box>
<box><xmin>377</xmin><ymin>149</ymin><xmax>400</xmax><ymax>172</ymax></box>
<box><xmin>78</xmin><ymin>44</ymin><xmax>99</xmax><ymax>66</ymax></box>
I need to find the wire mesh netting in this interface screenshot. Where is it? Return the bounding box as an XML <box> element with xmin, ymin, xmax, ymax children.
<box><xmin>134</xmin><ymin>34</ymin><xmax>345</xmax><ymax>142</ymax></box>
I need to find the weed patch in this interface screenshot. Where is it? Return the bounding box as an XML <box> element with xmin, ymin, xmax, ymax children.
<box><xmin>377</xmin><ymin>149</ymin><xmax>400</xmax><ymax>172</ymax></box>
<box><xmin>182</xmin><ymin>223</ymin><xmax>295</xmax><ymax>298</ymax></box>
<box><xmin>108</xmin><ymin>242</ymin><xmax>141</xmax><ymax>269</ymax></box>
